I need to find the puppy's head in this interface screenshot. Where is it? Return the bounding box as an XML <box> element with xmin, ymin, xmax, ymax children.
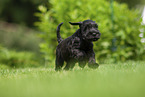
<box><xmin>69</xmin><ymin>20</ymin><xmax>101</xmax><ymax>42</ymax></box>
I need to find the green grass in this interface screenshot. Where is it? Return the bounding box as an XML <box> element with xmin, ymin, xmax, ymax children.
<box><xmin>0</xmin><ymin>61</ymin><xmax>145</xmax><ymax>97</ymax></box>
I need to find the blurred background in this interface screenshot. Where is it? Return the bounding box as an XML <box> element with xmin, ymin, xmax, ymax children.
<box><xmin>0</xmin><ymin>0</ymin><xmax>145</xmax><ymax>68</ymax></box>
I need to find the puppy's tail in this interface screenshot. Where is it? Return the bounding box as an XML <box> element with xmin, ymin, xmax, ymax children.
<box><xmin>57</xmin><ymin>22</ymin><xmax>63</xmax><ymax>43</ymax></box>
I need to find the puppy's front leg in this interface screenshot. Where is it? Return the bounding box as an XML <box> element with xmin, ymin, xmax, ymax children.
<box><xmin>87</xmin><ymin>50</ymin><xmax>99</xmax><ymax>69</ymax></box>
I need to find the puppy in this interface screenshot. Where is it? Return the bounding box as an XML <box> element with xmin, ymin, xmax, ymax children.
<box><xmin>55</xmin><ymin>20</ymin><xmax>101</xmax><ymax>71</ymax></box>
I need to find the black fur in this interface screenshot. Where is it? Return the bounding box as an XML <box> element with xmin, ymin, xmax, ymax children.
<box><xmin>55</xmin><ymin>20</ymin><xmax>101</xmax><ymax>71</ymax></box>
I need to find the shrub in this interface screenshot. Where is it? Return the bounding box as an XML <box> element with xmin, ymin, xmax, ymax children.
<box><xmin>0</xmin><ymin>45</ymin><xmax>42</xmax><ymax>68</ymax></box>
<box><xmin>35</xmin><ymin>0</ymin><xmax>145</xmax><ymax>64</ymax></box>
<box><xmin>0</xmin><ymin>21</ymin><xmax>41</xmax><ymax>52</ymax></box>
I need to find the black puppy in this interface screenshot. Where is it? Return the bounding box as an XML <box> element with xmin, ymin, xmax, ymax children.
<box><xmin>55</xmin><ymin>20</ymin><xmax>101</xmax><ymax>71</ymax></box>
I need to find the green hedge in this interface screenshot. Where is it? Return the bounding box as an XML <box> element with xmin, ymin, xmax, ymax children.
<box><xmin>35</xmin><ymin>0</ymin><xmax>145</xmax><ymax>64</ymax></box>
<box><xmin>0</xmin><ymin>45</ymin><xmax>42</xmax><ymax>68</ymax></box>
<box><xmin>0</xmin><ymin>22</ymin><xmax>41</xmax><ymax>52</ymax></box>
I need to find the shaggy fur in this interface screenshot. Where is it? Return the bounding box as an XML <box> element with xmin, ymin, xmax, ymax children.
<box><xmin>55</xmin><ymin>20</ymin><xmax>101</xmax><ymax>71</ymax></box>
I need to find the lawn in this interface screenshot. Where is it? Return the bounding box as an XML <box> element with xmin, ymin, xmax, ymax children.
<box><xmin>0</xmin><ymin>61</ymin><xmax>145</xmax><ymax>97</ymax></box>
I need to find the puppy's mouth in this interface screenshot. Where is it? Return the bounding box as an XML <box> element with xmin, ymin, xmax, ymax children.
<box><xmin>92</xmin><ymin>38</ymin><xmax>99</xmax><ymax>41</ymax></box>
<box><xmin>96</xmin><ymin>33</ymin><xmax>100</xmax><ymax>38</ymax></box>
<box><xmin>92</xmin><ymin>33</ymin><xmax>100</xmax><ymax>41</ymax></box>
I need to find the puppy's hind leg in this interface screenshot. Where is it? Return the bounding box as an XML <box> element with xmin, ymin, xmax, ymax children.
<box><xmin>55</xmin><ymin>54</ymin><xmax>64</xmax><ymax>71</ymax></box>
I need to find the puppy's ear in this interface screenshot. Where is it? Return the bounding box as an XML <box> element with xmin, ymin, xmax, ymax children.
<box><xmin>69</xmin><ymin>22</ymin><xmax>82</xmax><ymax>25</ymax></box>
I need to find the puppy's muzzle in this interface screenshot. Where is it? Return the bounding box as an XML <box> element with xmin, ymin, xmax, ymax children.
<box><xmin>90</xmin><ymin>30</ymin><xmax>101</xmax><ymax>39</ymax></box>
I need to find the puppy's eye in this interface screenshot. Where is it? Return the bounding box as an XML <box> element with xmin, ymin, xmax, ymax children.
<box><xmin>84</xmin><ymin>26</ymin><xmax>88</xmax><ymax>30</ymax></box>
<box><xmin>86</xmin><ymin>25</ymin><xmax>92</xmax><ymax>29</ymax></box>
<box><xmin>95</xmin><ymin>25</ymin><xmax>98</xmax><ymax>28</ymax></box>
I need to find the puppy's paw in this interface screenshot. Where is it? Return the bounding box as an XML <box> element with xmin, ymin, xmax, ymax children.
<box><xmin>88</xmin><ymin>63</ymin><xmax>99</xmax><ymax>69</ymax></box>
